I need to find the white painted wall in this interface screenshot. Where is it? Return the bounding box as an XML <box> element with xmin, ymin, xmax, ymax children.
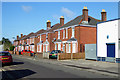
<box><xmin>118</xmin><ymin>20</ymin><xmax>120</xmax><ymax>56</ymax></box>
<box><xmin>97</xmin><ymin>19</ymin><xmax>119</xmax><ymax>58</ymax></box>
<box><xmin>0</xmin><ymin>45</ymin><xmax>3</xmax><ymax>51</ymax></box>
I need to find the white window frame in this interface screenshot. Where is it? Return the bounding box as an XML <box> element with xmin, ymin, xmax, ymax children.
<box><xmin>46</xmin><ymin>45</ymin><xmax>48</xmax><ymax>52</ymax></box>
<box><xmin>58</xmin><ymin>31</ymin><xmax>60</xmax><ymax>39</ymax></box>
<box><xmin>66</xmin><ymin>28</ymin><xmax>68</xmax><ymax>38</ymax></box>
<box><xmin>69</xmin><ymin>43</ymin><xmax>71</xmax><ymax>53</ymax></box>
<box><xmin>71</xmin><ymin>27</ymin><xmax>75</xmax><ymax>38</ymax></box>
<box><xmin>40</xmin><ymin>35</ymin><xmax>41</xmax><ymax>41</ymax></box>
<box><xmin>40</xmin><ymin>44</ymin><xmax>42</xmax><ymax>52</ymax></box>
<box><xmin>63</xmin><ymin>29</ymin><xmax>65</xmax><ymax>39</ymax></box>
<box><xmin>55</xmin><ymin>44</ymin><xmax>57</xmax><ymax>50</ymax></box>
<box><xmin>72</xmin><ymin>43</ymin><xmax>76</xmax><ymax>53</ymax></box>
<box><xmin>58</xmin><ymin>43</ymin><xmax>61</xmax><ymax>50</ymax></box>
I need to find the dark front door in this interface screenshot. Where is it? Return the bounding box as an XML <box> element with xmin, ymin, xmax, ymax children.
<box><xmin>107</xmin><ymin>43</ymin><xmax>115</xmax><ymax>58</ymax></box>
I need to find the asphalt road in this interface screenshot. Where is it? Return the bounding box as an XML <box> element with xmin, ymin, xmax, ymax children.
<box><xmin>1</xmin><ymin>55</ymin><xmax>118</xmax><ymax>80</ymax></box>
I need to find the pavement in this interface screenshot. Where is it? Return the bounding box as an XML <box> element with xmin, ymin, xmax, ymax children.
<box><xmin>11</xmin><ymin>54</ymin><xmax>119</xmax><ymax>78</ymax></box>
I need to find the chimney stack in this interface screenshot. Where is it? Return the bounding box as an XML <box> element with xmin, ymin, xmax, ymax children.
<box><xmin>60</xmin><ymin>16</ymin><xmax>64</xmax><ymax>26</ymax></box>
<box><xmin>47</xmin><ymin>20</ymin><xmax>51</xmax><ymax>30</ymax></box>
<box><xmin>21</xmin><ymin>33</ymin><xmax>23</xmax><ymax>38</ymax></box>
<box><xmin>101</xmin><ymin>9</ymin><xmax>107</xmax><ymax>22</ymax></box>
<box><xmin>17</xmin><ymin>35</ymin><xmax>19</xmax><ymax>40</ymax></box>
<box><xmin>82</xmin><ymin>6</ymin><xmax>88</xmax><ymax>22</ymax></box>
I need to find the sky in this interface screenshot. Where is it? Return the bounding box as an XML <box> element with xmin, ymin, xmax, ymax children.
<box><xmin>1</xmin><ymin>2</ymin><xmax>119</xmax><ymax>42</ymax></box>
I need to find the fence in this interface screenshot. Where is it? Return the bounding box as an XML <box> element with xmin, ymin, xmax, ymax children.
<box><xmin>57</xmin><ymin>53</ymin><xmax>85</xmax><ymax>60</ymax></box>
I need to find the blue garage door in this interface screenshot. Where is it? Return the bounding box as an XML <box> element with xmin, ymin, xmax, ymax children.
<box><xmin>107</xmin><ymin>43</ymin><xmax>115</xmax><ymax>57</ymax></box>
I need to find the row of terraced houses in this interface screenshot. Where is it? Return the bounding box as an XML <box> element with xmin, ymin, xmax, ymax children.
<box><xmin>13</xmin><ymin>7</ymin><xmax>107</xmax><ymax>54</ymax></box>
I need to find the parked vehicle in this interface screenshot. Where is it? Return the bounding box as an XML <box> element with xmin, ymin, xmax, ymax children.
<box><xmin>0</xmin><ymin>51</ymin><xmax>13</xmax><ymax>64</ymax></box>
<box><xmin>21</xmin><ymin>50</ymin><xmax>34</xmax><ymax>55</ymax></box>
<box><xmin>49</xmin><ymin>50</ymin><xmax>63</xmax><ymax>59</ymax></box>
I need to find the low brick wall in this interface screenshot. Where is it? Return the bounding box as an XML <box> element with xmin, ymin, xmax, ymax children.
<box><xmin>57</xmin><ymin>53</ymin><xmax>71</xmax><ymax>60</ymax></box>
<box><xmin>23</xmin><ymin>52</ymin><xmax>31</xmax><ymax>56</ymax></box>
<box><xmin>73</xmin><ymin>53</ymin><xmax>85</xmax><ymax>59</ymax></box>
<box><xmin>36</xmin><ymin>53</ymin><xmax>43</xmax><ymax>59</ymax></box>
<box><xmin>57</xmin><ymin>53</ymin><xmax>85</xmax><ymax>60</ymax></box>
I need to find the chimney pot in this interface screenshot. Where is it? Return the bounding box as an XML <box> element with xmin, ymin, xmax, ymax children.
<box><xmin>101</xmin><ymin>9</ymin><xmax>107</xmax><ymax>21</ymax></box>
<box><xmin>17</xmin><ymin>35</ymin><xmax>19</xmax><ymax>40</ymax></box>
<box><xmin>82</xmin><ymin>6</ymin><xmax>88</xmax><ymax>24</ymax></box>
<box><xmin>47</xmin><ymin>20</ymin><xmax>51</xmax><ymax>29</ymax></box>
<box><xmin>21</xmin><ymin>33</ymin><xmax>23</xmax><ymax>38</ymax></box>
<box><xmin>60</xmin><ymin>16</ymin><xmax>64</xmax><ymax>26</ymax></box>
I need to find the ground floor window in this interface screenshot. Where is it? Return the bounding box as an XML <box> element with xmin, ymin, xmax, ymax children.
<box><xmin>40</xmin><ymin>45</ymin><xmax>42</xmax><ymax>52</ymax></box>
<box><xmin>58</xmin><ymin>43</ymin><xmax>61</xmax><ymax>50</ymax></box>
<box><xmin>72</xmin><ymin>43</ymin><xmax>76</xmax><ymax>53</ymax></box>
<box><xmin>55</xmin><ymin>44</ymin><xmax>57</xmax><ymax>50</ymax></box>
<box><xmin>63</xmin><ymin>43</ymin><xmax>65</xmax><ymax>53</ymax></box>
<box><xmin>32</xmin><ymin>46</ymin><xmax>34</xmax><ymax>51</ymax></box>
<box><xmin>46</xmin><ymin>45</ymin><xmax>48</xmax><ymax>52</ymax></box>
<box><xmin>69</xmin><ymin>43</ymin><xmax>71</xmax><ymax>53</ymax></box>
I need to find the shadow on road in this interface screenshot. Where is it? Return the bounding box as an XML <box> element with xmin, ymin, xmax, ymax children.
<box><xmin>2</xmin><ymin>69</ymin><xmax>36</xmax><ymax>80</ymax></box>
<box><xmin>2</xmin><ymin>61</ymin><xmax>24</xmax><ymax>67</ymax></box>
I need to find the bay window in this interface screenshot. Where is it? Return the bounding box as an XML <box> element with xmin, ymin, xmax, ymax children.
<box><xmin>69</xmin><ymin>43</ymin><xmax>71</xmax><ymax>53</ymax></box>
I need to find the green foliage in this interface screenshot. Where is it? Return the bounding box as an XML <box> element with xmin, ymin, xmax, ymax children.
<box><xmin>1</xmin><ymin>37</ymin><xmax>12</xmax><ymax>51</ymax></box>
<box><xmin>10</xmin><ymin>46</ymin><xmax>15</xmax><ymax>51</ymax></box>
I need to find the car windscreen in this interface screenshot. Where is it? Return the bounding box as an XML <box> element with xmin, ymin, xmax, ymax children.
<box><xmin>0</xmin><ymin>52</ymin><xmax>11</xmax><ymax>56</ymax></box>
<box><xmin>51</xmin><ymin>50</ymin><xmax>62</xmax><ymax>54</ymax></box>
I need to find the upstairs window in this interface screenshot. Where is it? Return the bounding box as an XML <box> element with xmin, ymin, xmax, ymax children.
<box><xmin>72</xmin><ymin>27</ymin><xmax>75</xmax><ymax>38</ymax></box>
<box><xmin>63</xmin><ymin>29</ymin><xmax>65</xmax><ymax>39</ymax></box>
<box><xmin>58</xmin><ymin>31</ymin><xmax>60</xmax><ymax>39</ymax></box>
<box><xmin>66</xmin><ymin>29</ymin><xmax>68</xmax><ymax>38</ymax></box>
<box><xmin>32</xmin><ymin>38</ymin><xmax>34</xmax><ymax>43</ymax></box>
<box><xmin>40</xmin><ymin>35</ymin><xmax>41</xmax><ymax>41</ymax></box>
<box><xmin>46</xmin><ymin>33</ymin><xmax>48</xmax><ymax>39</ymax></box>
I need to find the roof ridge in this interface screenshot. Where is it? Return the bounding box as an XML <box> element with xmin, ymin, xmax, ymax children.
<box><xmin>88</xmin><ymin>16</ymin><xmax>101</xmax><ymax>22</ymax></box>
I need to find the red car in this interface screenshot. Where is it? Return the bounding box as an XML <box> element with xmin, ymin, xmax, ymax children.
<box><xmin>21</xmin><ymin>50</ymin><xmax>34</xmax><ymax>55</ymax></box>
<box><xmin>0</xmin><ymin>51</ymin><xmax>13</xmax><ymax>64</ymax></box>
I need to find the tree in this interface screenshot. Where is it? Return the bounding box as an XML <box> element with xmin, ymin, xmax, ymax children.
<box><xmin>1</xmin><ymin>37</ymin><xmax>14</xmax><ymax>51</ymax></box>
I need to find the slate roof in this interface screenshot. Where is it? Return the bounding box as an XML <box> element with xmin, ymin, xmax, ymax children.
<box><xmin>21</xmin><ymin>32</ymin><xmax>34</xmax><ymax>40</ymax></box>
<box><xmin>45</xmin><ymin>23</ymin><xmax>61</xmax><ymax>33</ymax></box>
<box><xmin>60</xmin><ymin>15</ymin><xmax>101</xmax><ymax>29</ymax></box>
<box><xmin>54</xmin><ymin>39</ymin><xmax>62</xmax><ymax>43</ymax></box>
<box><xmin>30</xmin><ymin>29</ymin><xmax>46</xmax><ymax>37</ymax></box>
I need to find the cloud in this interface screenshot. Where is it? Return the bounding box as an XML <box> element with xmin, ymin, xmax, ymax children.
<box><xmin>61</xmin><ymin>7</ymin><xmax>75</xmax><ymax>18</ymax></box>
<box><xmin>22</xmin><ymin>6</ymin><xmax>32</xmax><ymax>12</ymax></box>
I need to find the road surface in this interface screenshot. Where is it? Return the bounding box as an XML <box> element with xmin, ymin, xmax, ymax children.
<box><xmin>1</xmin><ymin>55</ymin><xmax>118</xmax><ymax>80</ymax></box>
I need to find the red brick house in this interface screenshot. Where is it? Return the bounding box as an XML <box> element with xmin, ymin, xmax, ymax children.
<box><xmin>53</xmin><ymin>7</ymin><xmax>103</xmax><ymax>53</ymax></box>
<box><xmin>13</xmin><ymin>6</ymin><xmax>106</xmax><ymax>55</ymax></box>
<box><xmin>36</xmin><ymin>20</ymin><xmax>62</xmax><ymax>53</ymax></box>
